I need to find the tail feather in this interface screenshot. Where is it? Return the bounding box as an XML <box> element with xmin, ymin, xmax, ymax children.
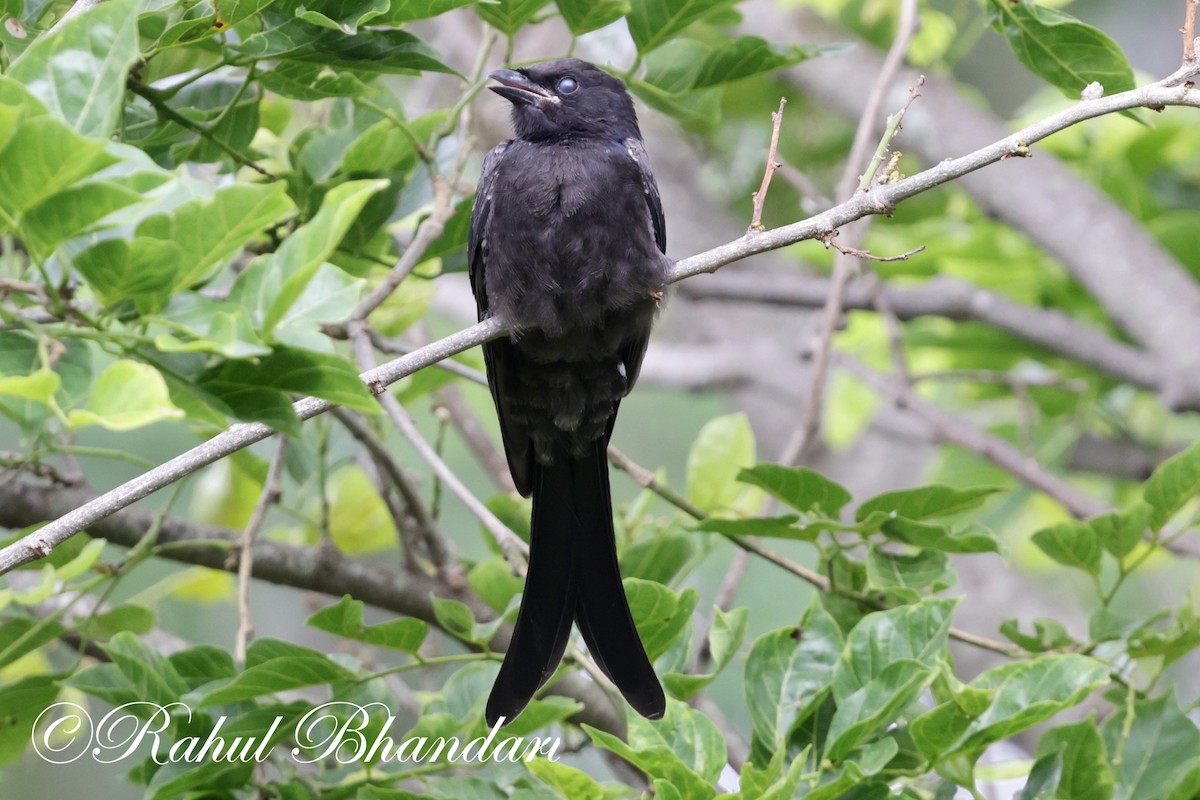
<box><xmin>485</xmin><ymin>442</ymin><xmax>664</xmax><ymax>726</ymax></box>
<box><xmin>485</xmin><ymin>460</ymin><xmax>578</xmax><ymax>727</ymax></box>
<box><xmin>572</xmin><ymin>442</ymin><xmax>665</xmax><ymax>720</ymax></box>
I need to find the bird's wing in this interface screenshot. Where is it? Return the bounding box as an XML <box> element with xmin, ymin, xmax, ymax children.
<box><xmin>470</xmin><ymin>141</ymin><xmax>535</xmax><ymax>496</ymax></box>
<box><xmin>616</xmin><ymin>137</ymin><xmax>667</xmax><ymax>398</ymax></box>
<box><xmin>624</xmin><ymin>137</ymin><xmax>666</xmax><ymax>254</ymax></box>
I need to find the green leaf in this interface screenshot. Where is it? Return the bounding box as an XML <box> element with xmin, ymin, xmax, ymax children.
<box><xmin>199</xmin><ymin>654</ymin><xmax>355</xmax><ymax>706</ymax></box>
<box><xmin>709</xmin><ymin>606</ymin><xmax>748</xmax><ymax>672</ymax></box>
<box><xmin>1089</xmin><ymin>503</ymin><xmax>1151</xmax><ymax>558</ymax></box>
<box><xmin>737</xmin><ymin>463</ymin><xmax>852</xmax><ymax>517</ymax></box>
<box><xmin>625</xmin><ymin>578</ymin><xmax>698</xmax><ymax>661</ymax></box>
<box><xmin>835</xmin><ymin>598</ymin><xmax>956</xmax><ymax>699</ymax></box>
<box><xmin>0</xmin><ymin>368</ymin><xmax>59</xmax><ymax>405</ymax></box>
<box><xmin>467</xmin><ymin>556</ymin><xmax>523</xmax><ymax>613</ymax></box>
<box><xmin>626</xmin><ymin>0</ymin><xmax>737</xmax><ymax>54</ymax></box>
<box><xmin>957</xmin><ymin>654</ymin><xmax>1108</xmax><ymax>751</ymax></box>
<box><xmin>691</xmin><ymin>36</ymin><xmax>819</xmax><ymax>88</ymax></box>
<box><xmin>475</xmin><ymin>0</ymin><xmax>551</xmax><ymax>35</ymax></box>
<box><xmin>431</xmin><ymin>595</ymin><xmax>479</xmax><ymax>643</ymax></box>
<box><xmin>880</xmin><ymin>517</ymin><xmax>1004</xmax><ymax>554</ymax></box>
<box><xmin>137</xmin><ymin>182</ymin><xmax>295</xmax><ymax>292</ymax></box>
<box><xmin>526</xmin><ymin>758</ymin><xmax>611</xmax><ymax>800</ymax></box>
<box><xmin>692</xmin><ymin>514</ymin><xmax>816</xmax><ymax>541</ymax></box>
<box><xmin>0</xmin><ymin>675</ymin><xmax>59</xmax><ymax>765</ymax></box>
<box><xmin>20</xmin><ymin>180</ymin><xmax>143</xmax><ymax>257</ymax></box>
<box><xmin>1031</xmin><ymin>520</ymin><xmax>1102</xmax><ymax>575</ymax></box>
<box><xmin>67</xmin><ymin>360</ymin><xmax>184</xmax><ymax>431</ymax></box>
<box><xmin>0</xmin><ymin>113</ymin><xmax>116</xmax><ymax>224</ymax></box>
<box><xmin>236</xmin><ymin>179</ymin><xmax>385</xmax><ymax>335</ymax></box>
<box><xmin>620</xmin><ymin>533</ymin><xmax>694</xmax><ymax>584</ymax></box>
<box><xmin>1143</xmin><ymin>441</ymin><xmax>1200</xmax><ymax>530</ymax></box>
<box><xmin>376</xmin><ymin>0</ymin><xmax>479</xmax><ymax>23</ymax></box>
<box><xmin>585</xmin><ymin>724</ymin><xmax>715</xmax><ymax>800</ymax></box>
<box><xmin>102</xmin><ymin>631</ymin><xmax>189</xmax><ymax>707</ymax></box>
<box><xmin>999</xmin><ymin>617</ymin><xmax>1074</xmax><ymax>653</ymax></box>
<box><xmin>72</xmin><ymin>237</ymin><xmax>184</xmax><ymax>313</ymax></box>
<box><xmin>84</xmin><ymin>604</ymin><xmax>157</xmax><ymax>639</ymax></box>
<box><xmin>627</xmin><ymin>76</ymin><xmax>722</xmax><ymax>133</ymax></box>
<box><xmin>745</xmin><ymin>596</ymin><xmax>843</xmax><ymax>749</ymax></box>
<box><xmin>198</xmin><ymin>347</ymin><xmax>377</xmax><ymax>431</ymax></box>
<box><xmin>864</xmin><ymin>546</ymin><xmax>955</xmax><ymax>604</ymax></box>
<box><xmin>169</xmin><ymin>645</ymin><xmax>238</xmax><ymax>686</ymax></box>
<box><xmin>826</xmin><ymin>658</ymin><xmax>936</xmax><ymax>760</ymax></box>
<box><xmin>1027</xmin><ymin>718</ymin><xmax>1113</xmax><ymax>800</ymax></box>
<box><xmin>987</xmin><ymin>0</ymin><xmax>1135</xmax><ymax>99</ymax></box>
<box><xmin>627</xmin><ymin>700</ymin><xmax>727</xmax><ymax>785</ymax></box>
<box><xmin>55</xmin><ymin>537</ymin><xmax>105</xmax><ymax>580</ymax></box>
<box><xmin>7</xmin><ymin>0</ymin><xmax>142</xmax><ymax>136</ymax></box>
<box><xmin>856</xmin><ymin>484</ymin><xmax>1001</xmax><ymax>522</ymax></box>
<box><xmin>327</xmin><ymin>464</ymin><xmax>400</xmax><ymax>554</ymax></box>
<box><xmin>1102</xmin><ymin>693</ymin><xmax>1200</xmax><ymax>800</ymax></box>
<box><xmin>307</xmin><ymin>595</ymin><xmax>428</xmax><ymax>653</ymax></box>
<box><xmin>556</xmin><ymin>0</ymin><xmax>628</xmax><ymax>35</ymax></box>
<box><xmin>686</xmin><ymin>412</ymin><xmax>756</xmax><ymax>512</ymax></box>
<box><xmin>234</xmin><ymin>12</ymin><xmax>456</xmax><ymax>75</ymax></box>
<box><xmin>259</xmin><ymin>62</ymin><xmax>376</xmax><ymax>100</ymax></box>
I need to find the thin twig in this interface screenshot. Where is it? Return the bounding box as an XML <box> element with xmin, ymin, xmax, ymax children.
<box><xmin>331</xmin><ymin>407</ymin><xmax>454</xmax><ymax>577</ymax></box>
<box><xmin>232</xmin><ymin>438</ymin><xmax>288</xmax><ymax>663</ymax></box>
<box><xmin>819</xmin><ymin>232</ymin><xmax>925</xmax><ymax>262</ymax></box>
<box><xmin>749</xmin><ymin>97</ymin><xmax>788</xmax><ymax>231</ymax></box>
<box><xmin>779</xmin><ymin>1</ymin><xmax>922</xmax><ymax>466</ymax></box>
<box><xmin>1184</xmin><ymin>0</ymin><xmax>1198</xmax><ymax>62</ymax></box>
<box><xmin>857</xmin><ymin>76</ymin><xmax>925</xmax><ymax>192</ymax></box>
<box><xmin>348</xmin><ymin>323</ymin><xmax>528</xmax><ymax>568</ymax></box>
<box><xmin>436</xmin><ymin>383</ymin><xmax>517</xmax><ymax>493</ymax></box>
<box><xmin>128</xmin><ymin>81</ymin><xmax>272</xmax><ymax>178</ymax></box>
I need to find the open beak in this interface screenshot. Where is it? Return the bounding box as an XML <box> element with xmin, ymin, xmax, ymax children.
<box><xmin>488</xmin><ymin>69</ymin><xmax>557</xmax><ymax>107</ymax></box>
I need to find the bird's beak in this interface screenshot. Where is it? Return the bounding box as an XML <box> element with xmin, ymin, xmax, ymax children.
<box><xmin>488</xmin><ymin>69</ymin><xmax>559</xmax><ymax>107</ymax></box>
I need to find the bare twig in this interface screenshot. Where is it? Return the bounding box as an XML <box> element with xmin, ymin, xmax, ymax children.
<box><xmin>819</xmin><ymin>231</ymin><xmax>925</xmax><ymax>262</ymax></box>
<box><xmin>128</xmin><ymin>81</ymin><xmax>272</xmax><ymax>178</ymax></box>
<box><xmin>1184</xmin><ymin>0</ymin><xmax>1198</xmax><ymax>62</ymax></box>
<box><xmin>857</xmin><ymin>75</ymin><xmax>925</xmax><ymax>191</ymax></box>
<box><xmin>331</xmin><ymin>407</ymin><xmax>453</xmax><ymax>576</ymax></box>
<box><xmin>348</xmin><ymin>324</ymin><xmax>528</xmax><ymax>566</ymax></box>
<box><xmin>837</xmin><ymin>0</ymin><xmax>922</xmax><ymax>201</ymax></box>
<box><xmin>437</xmin><ymin>383</ymin><xmax>517</xmax><ymax>493</ymax></box>
<box><xmin>779</xmin><ymin>3</ymin><xmax>922</xmax><ymax>465</ymax></box>
<box><xmin>232</xmin><ymin>439</ymin><xmax>288</xmax><ymax>663</ymax></box>
<box><xmin>749</xmin><ymin>97</ymin><xmax>788</xmax><ymax>231</ymax></box>
<box><xmin>4</xmin><ymin>61</ymin><xmax>1200</xmax><ymax>574</ymax></box>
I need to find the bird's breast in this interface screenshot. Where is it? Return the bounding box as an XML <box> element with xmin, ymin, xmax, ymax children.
<box><xmin>487</xmin><ymin>142</ymin><xmax>667</xmax><ymax>335</ymax></box>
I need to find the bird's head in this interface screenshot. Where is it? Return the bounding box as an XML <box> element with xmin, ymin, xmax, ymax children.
<box><xmin>488</xmin><ymin>58</ymin><xmax>641</xmax><ymax>143</ymax></box>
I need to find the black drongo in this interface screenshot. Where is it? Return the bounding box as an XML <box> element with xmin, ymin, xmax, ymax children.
<box><xmin>469</xmin><ymin>58</ymin><xmax>669</xmax><ymax>725</ymax></box>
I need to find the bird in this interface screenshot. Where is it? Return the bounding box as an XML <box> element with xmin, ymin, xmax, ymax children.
<box><xmin>468</xmin><ymin>58</ymin><xmax>670</xmax><ymax>726</ymax></box>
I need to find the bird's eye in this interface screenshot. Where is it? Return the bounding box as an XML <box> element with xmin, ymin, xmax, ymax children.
<box><xmin>556</xmin><ymin>76</ymin><xmax>579</xmax><ymax>95</ymax></box>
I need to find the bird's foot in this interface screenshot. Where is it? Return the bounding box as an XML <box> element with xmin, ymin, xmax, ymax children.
<box><xmin>649</xmin><ymin>290</ymin><xmax>663</xmax><ymax>307</ymax></box>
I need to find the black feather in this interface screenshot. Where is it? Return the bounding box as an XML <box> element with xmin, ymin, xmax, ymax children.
<box><xmin>471</xmin><ymin>58</ymin><xmax>670</xmax><ymax>725</ymax></box>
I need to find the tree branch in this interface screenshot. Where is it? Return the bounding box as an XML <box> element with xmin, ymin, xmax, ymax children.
<box><xmin>681</xmin><ymin>272</ymin><xmax>1161</xmax><ymax>392</ymax></box>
